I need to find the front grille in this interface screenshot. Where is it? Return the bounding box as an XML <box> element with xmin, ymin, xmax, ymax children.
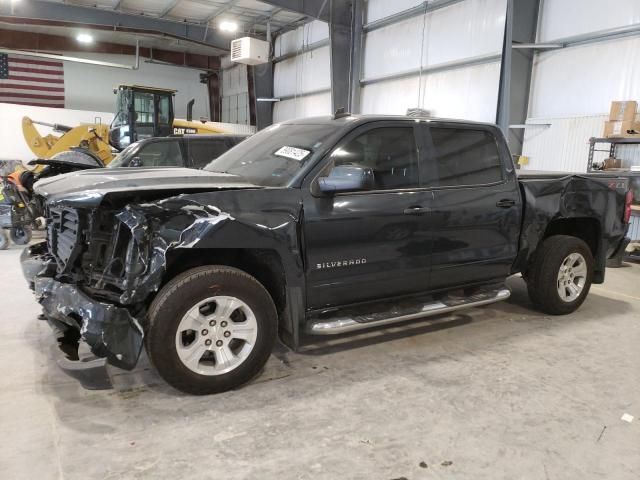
<box><xmin>47</xmin><ymin>207</ymin><xmax>83</xmax><ymax>274</ymax></box>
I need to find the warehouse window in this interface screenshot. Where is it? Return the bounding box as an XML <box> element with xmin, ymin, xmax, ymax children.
<box><xmin>429</xmin><ymin>128</ymin><xmax>503</xmax><ymax>187</ymax></box>
<box><xmin>331</xmin><ymin>127</ymin><xmax>419</xmax><ymax>190</ymax></box>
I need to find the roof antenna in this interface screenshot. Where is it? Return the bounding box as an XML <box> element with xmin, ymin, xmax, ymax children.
<box><xmin>333</xmin><ymin>107</ymin><xmax>350</xmax><ymax>119</ymax></box>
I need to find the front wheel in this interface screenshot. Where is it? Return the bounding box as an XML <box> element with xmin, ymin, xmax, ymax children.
<box><xmin>10</xmin><ymin>226</ymin><xmax>32</xmax><ymax>245</ymax></box>
<box><xmin>146</xmin><ymin>266</ymin><xmax>278</xmax><ymax>395</ymax></box>
<box><xmin>526</xmin><ymin>235</ymin><xmax>594</xmax><ymax>315</ymax></box>
<box><xmin>0</xmin><ymin>230</ymin><xmax>8</xmax><ymax>250</ymax></box>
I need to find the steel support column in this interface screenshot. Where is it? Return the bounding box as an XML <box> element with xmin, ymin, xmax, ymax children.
<box><xmin>349</xmin><ymin>0</ymin><xmax>364</xmax><ymax>113</ymax></box>
<box><xmin>496</xmin><ymin>0</ymin><xmax>541</xmax><ymax>155</ymax></box>
<box><xmin>496</xmin><ymin>0</ymin><xmax>513</xmax><ymax>136</ymax></box>
<box><xmin>252</xmin><ymin>62</ymin><xmax>274</xmax><ymax>130</ymax></box>
<box><xmin>329</xmin><ymin>0</ymin><xmax>354</xmax><ymax>113</ymax></box>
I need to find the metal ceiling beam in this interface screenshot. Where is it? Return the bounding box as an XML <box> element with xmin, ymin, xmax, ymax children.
<box><xmin>160</xmin><ymin>0</ymin><xmax>182</xmax><ymax>18</ymax></box>
<box><xmin>0</xmin><ymin>0</ymin><xmax>230</xmax><ymax>50</ymax></box>
<box><xmin>204</xmin><ymin>0</ymin><xmax>240</xmax><ymax>23</ymax></box>
<box><xmin>258</xmin><ymin>0</ymin><xmax>346</xmax><ymax>25</ymax></box>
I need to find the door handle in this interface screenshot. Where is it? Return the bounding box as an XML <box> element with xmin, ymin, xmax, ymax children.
<box><xmin>403</xmin><ymin>206</ymin><xmax>430</xmax><ymax>215</ymax></box>
<box><xmin>496</xmin><ymin>199</ymin><xmax>516</xmax><ymax>208</ymax></box>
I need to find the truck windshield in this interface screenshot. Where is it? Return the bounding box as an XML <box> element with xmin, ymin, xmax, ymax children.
<box><xmin>204</xmin><ymin>123</ymin><xmax>338</xmax><ymax>186</ymax></box>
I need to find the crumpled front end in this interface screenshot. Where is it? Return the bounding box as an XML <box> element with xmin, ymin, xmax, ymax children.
<box><xmin>21</xmin><ymin>194</ymin><xmax>241</xmax><ymax>383</ymax></box>
<box><xmin>34</xmin><ymin>276</ymin><xmax>143</xmax><ymax>370</ymax></box>
<box><xmin>22</xmin><ymin>242</ymin><xmax>143</xmax><ymax>378</ymax></box>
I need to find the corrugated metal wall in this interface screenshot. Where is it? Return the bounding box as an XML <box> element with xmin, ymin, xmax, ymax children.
<box><xmin>273</xmin><ymin>21</ymin><xmax>331</xmax><ymax>122</ymax></box>
<box><xmin>360</xmin><ymin>0</ymin><xmax>506</xmax><ymax>122</ymax></box>
<box><xmin>221</xmin><ymin>61</ymin><xmax>250</xmax><ymax>125</ymax></box>
<box><xmin>629</xmin><ymin>214</ymin><xmax>640</xmax><ymax>241</ymax></box>
<box><xmin>521</xmin><ymin>116</ymin><xmax>605</xmax><ymax>173</ymax></box>
<box><xmin>521</xmin><ymin>115</ymin><xmax>640</xmax><ymax>172</ymax></box>
<box><xmin>271</xmin><ymin>0</ymin><xmax>507</xmax><ymax>123</ymax></box>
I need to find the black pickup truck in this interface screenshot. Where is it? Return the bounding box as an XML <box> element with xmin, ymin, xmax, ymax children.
<box><xmin>22</xmin><ymin>115</ymin><xmax>633</xmax><ymax>394</ymax></box>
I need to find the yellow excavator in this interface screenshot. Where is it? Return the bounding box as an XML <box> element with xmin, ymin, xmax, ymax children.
<box><xmin>22</xmin><ymin>84</ymin><xmax>227</xmax><ymax>166</ymax></box>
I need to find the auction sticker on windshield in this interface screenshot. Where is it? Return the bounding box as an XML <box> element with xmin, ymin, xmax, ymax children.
<box><xmin>274</xmin><ymin>146</ymin><xmax>311</xmax><ymax>161</ymax></box>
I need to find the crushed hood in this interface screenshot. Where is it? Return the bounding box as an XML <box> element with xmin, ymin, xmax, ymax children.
<box><xmin>34</xmin><ymin>167</ymin><xmax>261</xmax><ymax>207</ymax></box>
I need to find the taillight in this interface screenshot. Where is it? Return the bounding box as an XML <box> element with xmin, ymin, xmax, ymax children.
<box><xmin>623</xmin><ymin>190</ymin><xmax>634</xmax><ymax>224</ymax></box>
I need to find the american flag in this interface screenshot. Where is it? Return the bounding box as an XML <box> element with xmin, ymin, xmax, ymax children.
<box><xmin>0</xmin><ymin>53</ymin><xmax>65</xmax><ymax>108</ymax></box>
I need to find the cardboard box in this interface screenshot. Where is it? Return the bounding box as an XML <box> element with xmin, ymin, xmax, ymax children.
<box><xmin>602</xmin><ymin>157</ymin><xmax>622</xmax><ymax>169</ymax></box>
<box><xmin>603</xmin><ymin>120</ymin><xmax>640</xmax><ymax>137</ymax></box>
<box><xmin>609</xmin><ymin>101</ymin><xmax>638</xmax><ymax>122</ymax></box>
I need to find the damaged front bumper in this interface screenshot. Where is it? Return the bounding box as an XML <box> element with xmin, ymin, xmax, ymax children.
<box><xmin>21</xmin><ymin>243</ymin><xmax>144</xmax><ymax>388</ymax></box>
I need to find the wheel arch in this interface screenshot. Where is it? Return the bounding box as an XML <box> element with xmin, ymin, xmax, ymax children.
<box><xmin>162</xmin><ymin>247</ymin><xmax>303</xmax><ymax>346</ymax></box>
<box><xmin>165</xmin><ymin>248</ymin><xmax>286</xmax><ymax>314</ymax></box>
<box><xmin>542</xmin><ymin>217</ymin><xmax>601</xmax><ymax>258</ymax></box>
<box><xmin>523</xmin><ymin>217</ymin><xmax>604</xmax><ymax>283</ymax></box>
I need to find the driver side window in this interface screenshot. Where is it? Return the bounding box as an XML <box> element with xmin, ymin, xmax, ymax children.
<box><xmin>330</xmin><ymin>127</ymin><xmax>419</xmax><ymax>191</ymax></box>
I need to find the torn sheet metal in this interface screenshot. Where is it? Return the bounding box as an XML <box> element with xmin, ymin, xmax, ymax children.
<box><xmin>113</xmin><ymin>196</ymin><xmax>239</xmax><ymax>304</ymax></box>
<box><xmin>515</xmin><ymin>174</ymin><xmax>629</xmax><ymax>279</ymax></box>
<box><xmin>20</xmin><ymin>241</ymin><xmax>54</xmax><ymax>287</ymax></box>
<box><xmin>34</xmin><ymin>277</ymin><xmax>143</xmax><ymax>370</ymax></box>
<box><xmin>105</xmin><ymin>189</ymin><xmax>303</xmax><ymax>307</ymax></box>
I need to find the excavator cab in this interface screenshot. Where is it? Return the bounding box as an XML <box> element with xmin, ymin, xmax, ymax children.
<box><xmin>109</xmin><ymin>85</ymin><xmax>176</xmax><ymax>150</ymax></box>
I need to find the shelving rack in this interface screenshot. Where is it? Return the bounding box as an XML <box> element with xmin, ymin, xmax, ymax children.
<box><xmin>587</xmin><ymin>137</ymin><xmax>640</xmax><ymax>172</ymax></box>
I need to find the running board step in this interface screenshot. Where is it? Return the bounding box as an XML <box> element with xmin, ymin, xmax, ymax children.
<box><xmin>306</xmin><ymin>285</ymin><xmax>511</xmax><ymax>335</ymax></box>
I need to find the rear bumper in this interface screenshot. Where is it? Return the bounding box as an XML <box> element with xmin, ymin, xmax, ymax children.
<box><xmin>22</xmin><ymin>242</ymin><xmax>144</xmax><ymax>385</ymax></box>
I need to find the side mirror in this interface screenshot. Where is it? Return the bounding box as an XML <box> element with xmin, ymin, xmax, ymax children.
<box><xmin>130</xmin><ymin>156</ymin><xmax>142</xmax><ymax>168</ymax></box>
<box><xmin>317</xmin><ymin>164</ymin><xmax>375</xmax><ymax>194</ymax></box>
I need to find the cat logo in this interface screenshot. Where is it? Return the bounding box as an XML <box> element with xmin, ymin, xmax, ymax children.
<box><xmin>173</xmin><ymin>127</ymin><xmax>198</xmax><ymax>135</ymax></box>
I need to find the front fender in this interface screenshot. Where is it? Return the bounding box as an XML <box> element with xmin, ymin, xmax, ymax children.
<box><xmin>113</xmin><ymin>189</ymin><xmax>305</xmax><ymax>319</ymax></box>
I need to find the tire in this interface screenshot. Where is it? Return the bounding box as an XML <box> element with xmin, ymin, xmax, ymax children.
<box><xmin>146</xmin><ymin>266</ymin><xmax>278</xmax><ymax>395</ymax></box>
<box><xmin>0</xmin><ymin>231</ymin><xmax>8</xmax><ymax>250</ymax></box>
<box><xmin>526</xmin><ymin>235</ymin><xmax>594</xmax><ymax>315</ymax></box>
<box><xmin>10</xmin><ymin>226</ymin><xmax>32</xmax><ymax>245</ymax></box>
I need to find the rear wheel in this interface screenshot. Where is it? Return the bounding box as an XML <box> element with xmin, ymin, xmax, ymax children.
<box><xmin>146</xmin><ymin>266</ymin><xmax>278</xmax><ymax>395</ymax></box>
<box><xmin>526</xmin><ymin>235</ymin><xmax>594</xmax><ymax>315</ymax></box>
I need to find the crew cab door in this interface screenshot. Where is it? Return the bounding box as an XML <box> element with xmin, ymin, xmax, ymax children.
<box><xmin>421</xmin><ymin>124</ymin><xmax>522</xmax><ymax>289</ymax></box>
<box><xmin>302</xmin><ymin>122</ymin><xmax>434</xmax><ymax>309</ymax></box>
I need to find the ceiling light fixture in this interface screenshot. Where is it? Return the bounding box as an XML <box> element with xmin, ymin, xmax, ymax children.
<box><xmin>76</xmin><ymin>33</ymin><xmax>94</xmax><ymax>44</ymax></box>
<box><xmin>219</xmin><ymin>21</ymin><xmax>238</xmax><ymax>33</ymax></box>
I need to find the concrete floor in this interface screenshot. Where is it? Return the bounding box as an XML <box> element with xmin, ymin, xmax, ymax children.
<box><xmin>0</xmin><ymin>244</ymin><xmax>639</xmax><ymax>480</ymax></box>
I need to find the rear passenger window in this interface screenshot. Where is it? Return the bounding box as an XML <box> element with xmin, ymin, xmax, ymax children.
<box><xmin>136</xmin><ymin>141</ymin><xmax>183</xmax><ymax>167</ymax></box>
<box><xmin>188</xmin><ymin>139</ymin><xmax>231</xmax><ymax>169</ymax></box>
<box><xmin>429</xmin><ymin>128</ymin><xmax>503</xmax><ymax>187</ymax></box>
<box><xmin>331</xmin><ymin>127</ymin><xmax>419</xmax><ymax>190</ymax></box>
